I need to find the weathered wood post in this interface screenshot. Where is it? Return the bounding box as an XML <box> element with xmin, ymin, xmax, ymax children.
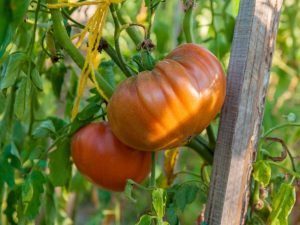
<box><xmin>204</xmin><ymin>0</ymin><xmax>283</xmax><ymax>224</ymax></box>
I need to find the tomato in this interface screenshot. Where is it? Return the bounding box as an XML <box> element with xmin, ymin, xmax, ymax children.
<box><xmin>71</xmin><ymin>122</ymin><xmax>152</xmax><ymax>192</ymax></box>
<box><xmin>107</xmin><ymin>43</ymin><xmax>226</xmax><ymax>151</ymax></box>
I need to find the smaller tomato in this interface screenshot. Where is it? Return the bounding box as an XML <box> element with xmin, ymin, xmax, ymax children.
<box><xmin>71</xmin><ymin>122</ymin><xmax>152</xmax><ymax>192</ymax></box>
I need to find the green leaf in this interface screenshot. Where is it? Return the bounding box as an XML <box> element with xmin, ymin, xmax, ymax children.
<box><xmin>10</xmin><ymin>0</ymin><xmax>31</xmax><ymax>26</ymax></box>
<box><xmin>14</xmin><ymin>78</ymin><xmax>28</xmax><ymax>119</ymax></box>
<box><xmin>0</xmin><ymin>0</ymin><xmax>12</xmax><ymax>51</ymax></box>
<box><xmin>174</xmin><ymin>184</ymin><xmax>199</xmax><ymax>212</ymax></box>
<box><xmin>166</xmin><ymin>204</ymin><xmax>178</xmax><ymax>225</ymax></box>
<box><xmin>0</xmin><ymin>148</ymin><xmax>15</xmax><ymax>188</ymax></box>
<box><xmin>86</xmin><ymin>213</ymin><xmax>104</xmax><ymax>225</ymax></box>
<box><xmin>48</xmin><ymin>139</ymin><xmax>72</xmax><ymax>187</ymax></box>
<box><xmin>77</xmin><ymin>102</ymin><xmax>100</xmax><ymax>121</ymax></box>
<box><xmin>24</xmin><ymin>170</ymin><xmax>46</xmax><ymax>219</ymax></box>
<box><xmin>30</xmin><ymin>67</ymin><xmax>43</xmax><ymax>91</ymax></box>
<box><xmin>0</xmin><ymin>91</ymin><xmax>6</xmax><ymax>113</ymax></box>
<box><xmin>69</xmin><ymin>171</ymin><xmax>90</xmax><ymax>193</ymax></box>
<box><xmin>45</xmin><ymin>181</ymin><xmax>56</xmax><ymax>225</ymax></box>
<box><xmin>1</xmin><ymin>52</ymin><xmax>28</xmax><ymax>89</ymax></box>
<box><xmin>267</xmin><ymin>183</ymin><xmax>296</xmax><ymax>225</ymax></box>
<box><xmin>135</xmin><ymin>215</ymin><xmax>153</xmax><ymax>225</ymax></box>
<box><xmin>97</xmin><ymin>189</ymin><xmax>112</xmax><ymax>207</ymax></box>
<box><xmin>152</xmin><ymin>188</ymin><xmax>166</xmax><ymax>219</ymax></box>
<box><xmin>253</xmin><ymin>160</ymin><xmax>271</xmax><ymax>187</ymax></box>
<box><xmin>32</xmin><ymin>120</ymin><xmax>56</xmax><ymax>139</ymax></box>
<box><xmin>144</xmin><ymin>0</ymin><xmax>150</xmax><ymax>7</ymax></box>
<box><xmin>48</xmin><ymin>62</ymin><xmax>67</xmax><ymax>98</ymax></box>
<box><xmin>48</xmin><ymin>116</ymin><xmax>68</xmax><ymax>133</ymax></box>
<box><xmin>224</xmin><ymin>15</ymin><xmax>235</xmax><ymax>42</ymax></box>
<box><xmin>22</xmin><ymin>177</ymin><xmax>34</xmax><ymax>203</ymax></box>
<box><xmin>12</xmin><ymin>121</ymin><xmax>26</xmax><ymax>150</ymax></box>
<box><xmin>232</xmin><ymin>0</ymin><xmax>240</xmax><ymax>17</ymax></box>
<box><xmin>4</xmin><ymin>187</ymin><xmax>20</xmax><ymax>225</ymax></box>
<box><xmin>10</xmin><ymin>142</ymin><xmax>20</xmax><ymax>160</ymax></box>
<box><xmin>99</xmin><ymin>60</ymin><xmax>115</xmax><ymax>88</ymax></box>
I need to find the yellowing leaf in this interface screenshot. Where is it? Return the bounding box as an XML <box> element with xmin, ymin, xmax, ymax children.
<box><xmin>164</xmin><ymin>148</ymin><xmax>179</xmax><ymax>186</ymax></box>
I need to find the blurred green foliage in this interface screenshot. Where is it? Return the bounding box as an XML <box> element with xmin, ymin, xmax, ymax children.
<box><xmin>0</xmin><ymin>0</ymin><xmax>299</xmax><ymax>224</ymax></box>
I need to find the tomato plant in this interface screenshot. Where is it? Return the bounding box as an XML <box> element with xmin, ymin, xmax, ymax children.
<box><xmin>0</xmin><ymin>0</ymin><xmax>299</xmax><ymax>224</ymax></box>
<box><xmin>108</xmin><ymin>43</ymin><xmax>226</xmax><ymax>151</ymax></box>
<box><xmin>71</xmin><ymin>122</ymin><xmax>152</xmax><ymax>191</ymax></box>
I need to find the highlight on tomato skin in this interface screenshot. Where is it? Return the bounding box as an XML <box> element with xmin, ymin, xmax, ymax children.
<box><xmin>71</xmin><ymin>122</ymin><xmax>152</xmax><ymax>192</ymax></box>
<box><xmin>107</xmin><ymin>43</ymin><xmax>226</xmax><ymax>151</ymax></box>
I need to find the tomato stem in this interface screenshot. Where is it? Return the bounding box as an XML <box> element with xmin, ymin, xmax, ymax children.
<box><xmin>110</xmin><ymin>5</ymin><xmax>136</xmax><ymax>77</ymax></box>
<box><xmin>174</xmin><ymin>170</ymin><xmax>202</xmax><ymax>179</ymax></box>
<box><xmin>116</xmin><ymin>8</ymin><xmax>143</xmax><ymax>46</ymax></box>
<box><xmin>252</xmin><ymin>180</ymin><xmax>261</xmax><ymax>209</ymax></box>
<box><xmin>183</xmin><ymin>0</ymin><xmax>195</xmax><ymax>43</ymax></box>
<box><xmin>127</xmin><ymin>179</ymin><xmax>154</xmax><ymax>192</ymax></box>
<box><xmin>150</xmin><ymin>152</ymin><xmax>156</xmax><ymax>187</ymax></box>
<box><xmin>186</xmin><ymin>138</ymin><xmax>213</xmax><ymax>164</ymax></box>
<box><xmin>261</xmin><ymin>122</ymin><xmax>300</xmax><ymax>139</ymax></box>
<box><xmin>99</xmin><ymin>38</ymin><xmax>136</xmax><ymax>76</ymax></box>
<box><xmin>268</xmin><ymin>161</ymin><xmax>300</xmax><ymax>178</ymax></box>
<box><xmin>206</xmin><ymin>125</ymin><xmax>216</xmax><ymax>149</ymax></box>
<box><xmin>47</xmin><ymin>0</ymin><xmax>114</xmax><ymax>98</ymax></box>
<box><xmin>146</xmin><ymin>0</ymin><xmax>153</xmax><ymax>39</ymax></box>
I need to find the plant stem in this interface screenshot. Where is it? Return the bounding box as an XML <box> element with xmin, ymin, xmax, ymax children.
<box><xmin>209</xmin><ymin>0</ymin><xmax>219</xmax><ymax>58</ymax></box>
<box><xmin>174</xmin><ymin>170</ymin><xmax>202</xmax><ymax>178</ymax></box>
<box><xmin>110</xmin><ymin>5</ymin><xmax>135</xmax><ymax>77</ymax></box>
<box><xmin>47</xmin><ymin>0</ymin><xmax>114</xmax><ymax>98</ymax></box>
<box><xmin>127</xmin><ymin>179</ymin><xmax>154</xmax><ymax>191</ymax></box>
<box><xmin>261</xmin><ymin>123</ymin><xmax>300</xmax><ymax>139</ymax></box>
<box><xmin>186</xmin><ymin>137</ymin><xmax>213</xmax><ymax>164</ymax></box>
<box><xmin>206</xmin><ymin>125</ymin><xmax>216</xmax><ymax>148</ymax></box>
<box><xmin>183</xmin><ymin>1</ymin><xmax>194</xmax><ymax>43</ymax></box>
<box><xmin>61</xmin><ymin>9</ymin><xmax>85</xmax><ymax>29</ymax></box>
<box><xmin>116</xmin><ymin>7</ymin><xmax>143</xmax><ymax>45</ymax></box>
<box><xmin>195</xmin><ymin>135</ymin><xmax>213</xmax><ymax>152</ymax></box>
<box><xmin>146</xmin><ymin>0</ymin><xmax>153</xmax><ymax>39</ymax></box>
<box><xmin>268</xmin><ymin>161</ymin><xmax>300</xmax><ymax>178</ymax></box>
<box><xmin>100</xmin><ymin>38</ymin><xmax>134</xmax><ymax>75</ymax></box>
<box><xmin>252</xmin><ymin>180</ymin><xmax>261</xmax><ymax>207</ymax></box>
<box><xmin>28</xmin><ymin>0</ymin><xmax>41</xmax><ymax>53</ymax></box>
<box><xmin>150</xmin><ymin>152</ymin><xmax>156</xmax><ymax>187</ymax></box>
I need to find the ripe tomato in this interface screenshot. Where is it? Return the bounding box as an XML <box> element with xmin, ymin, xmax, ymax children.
<box><xmin>71</xmin><ymin>122</ymin><xmax>152</xmax><ymax>192</ymax></box>
<box><xmin>108</xmin><ymin>43</ymin><xmax>226</xmax><ymax>151</ymax></box>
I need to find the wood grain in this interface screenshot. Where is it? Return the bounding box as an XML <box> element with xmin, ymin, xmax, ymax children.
<box><xmin>204</xmin><ymin>0</ymin><xmax>283</xmax><ymax>224</ymax></box>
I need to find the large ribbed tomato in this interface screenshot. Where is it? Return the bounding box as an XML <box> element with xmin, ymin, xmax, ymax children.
<box><xmin>71</xmin><ymin>122</ymin><xmax>151</xmax><ymax>192</ymax></box>
<box><xmin>107</xmin><ymin>44</ymin><xmax>226</xmax><ymax>151</ymax></box>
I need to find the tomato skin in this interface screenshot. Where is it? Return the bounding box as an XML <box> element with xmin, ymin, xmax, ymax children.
<box><xmin>71</xmin><ymin>122</ymin><xmax>151</xmax><ymax>192</ymax></box>
<box><xmin>107</xmin><ymin>43</ymin><xmax>226</xmax><ymax>151</ymax></box>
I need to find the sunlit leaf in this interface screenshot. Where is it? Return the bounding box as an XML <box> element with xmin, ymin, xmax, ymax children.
<box><xmin>253</xmin><ymin>160</ymin><xmax>271</xmax><ymax>187</ymax></box>
<box><xmin>164</xmin><ymin>148</ymin><xmax>179</xmax><ymax>186</ymax></box>
<box><xmin>135</xmin><ymin>215</ymin><xmax>153</xmax><ymax>225</ymax></box>
<box><xmin>267</xmin><ymin>183</ymin><xmax>296</xmax><ymax>225</ymax></box>
<box><xmin>152</xmin><ymin>188</ymin><xmax>166</xmax><ymax>219</ymax></box>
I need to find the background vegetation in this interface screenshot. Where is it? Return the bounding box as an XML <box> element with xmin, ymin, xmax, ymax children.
<box><xmin>0</xmin><ymin>0</ymin><xmax>299</xmax><ymax>224</ymax></box>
